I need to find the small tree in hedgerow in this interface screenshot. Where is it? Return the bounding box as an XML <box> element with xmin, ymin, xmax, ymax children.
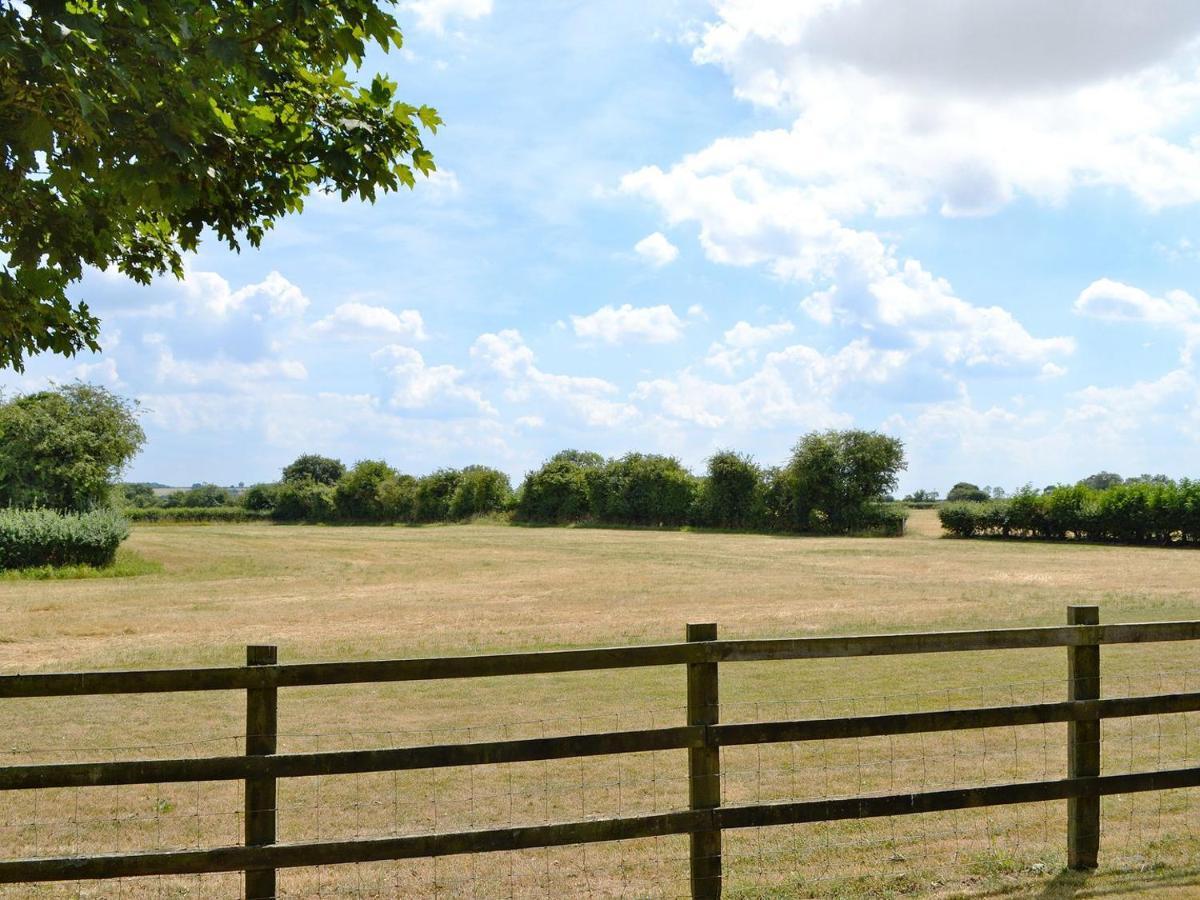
<box><xmin>515</xmin><ymin>451</ymin><xmax>603</xmax><ymax>524</ymax></box>
<box><xmin>784</xmin><ymin>430</ymin><xmax>906</xmax><ymax>533</ymax></box>
<box><xmin>700</xmin><ymin>450</ymin><xmax>763</xmax><ymax>529</ymax></box>
<box><xmin>333</xmin><ymin>460</ymin><xmax>395</xmax><ymax>520</ymax></box>
<box><xmin>946</xmin><ymin>481</ymin><xmax>989</xmax><ymax>502</ymax></box>
<box><xmin>282</xmin><ymin>454</ymin><xmax>346</xmax><ymax>486</ymax></box>
<box><xmin>449</xmin><ymin>466</ymin><xmax>512</xmax><ymax>520</ymax></box>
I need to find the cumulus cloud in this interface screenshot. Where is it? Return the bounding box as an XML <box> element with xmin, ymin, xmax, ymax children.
<box><xmin>633</xmin><ymin>231</ymin><xmax>680</xmax><ymax>267</ymax></box>
<box><xmin>153</xmin><ymin>345</ymin><xmax>308</xmax><ymax>387</ymax></box>
<box><xmin>471</xmin><ymin>330</ymin><xmax>636</xmax><ymax>426</ymax></box>
<box><xmin>403</xmin><ymin>0</ymin><xmax>491</xmax><ymax>34</ymax></box>
<box><xmin>1075</xmin><ymin>278</ymin><xmax>1200</xmax><ymax>362</ymax></box>
<box><xmin>180</xmin><ymin>270</ymin><xmax>309</xmax><ymax>319</ymax></box>
<box><xmin>311</xmin><ymin>303</ymin><xmax>428</xmax><ymax>341</ymax></box>
<box><xmin>570</xmin><ymin>303</ymin><xmax>686</xmax><ymax>344</ymax></box>
<box><xmin>636</xmin><ymin>338</ymin><xmax>904</xmax><ymax>430</ymax></box>
<box><xmin>373</xmin><ymin>344</ymin><xmax>494</xmax><ymax>415</ymax></box>
<box><xmin>705</xmin><ymin>320</ymin><xmax>795</xmax><ymax>374</ymax></box>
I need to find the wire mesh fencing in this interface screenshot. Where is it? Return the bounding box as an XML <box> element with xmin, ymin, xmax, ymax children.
<box><xmin>1</xmin><ymin>608</ymin><xmax>1200</xmax><ymax>897</ymax></box>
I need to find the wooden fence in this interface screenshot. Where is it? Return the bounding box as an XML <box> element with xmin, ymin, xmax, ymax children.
<box><xmin>2</xmin><ymin>605</ymin><xmax>1200</xmax><ymax>897</ymax></box>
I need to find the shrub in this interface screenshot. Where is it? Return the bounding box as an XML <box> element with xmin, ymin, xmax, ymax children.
<box><xmin>946</xmin><ymin>482</ymin><xmax>990</xmax><ymax>503</ymax></box>
<box><xmin>271</xmin><ymin>479</ymin><xmax>336</xmax><ymax>522</ymax></box>
<box><xmin>0</xmin><ymin>508</ymin><xmax>129</xmax><ymax>568</ymax></box>
<box><xmin>124</xmin><ymin>507</ymin><xmax>269</xmax><ymax>523</ymax></box>
<box><xmin>334</xmin><ymin>460</ymin><xmax>396</xmax><ymax>520</ymax></box>
<box><xmin>593</xmin><ymin>453</ymin><xmax>697</xmax><ymax>527</ymax></box>
<box><xmin>783</xmin><ymin>430</ymin><xmax>906</xmax><ymax>533</ymax></box>
<box><xmin>282</xmin><ymin>454</ymin><xmax>345</xmax><ymax>486</ymax></box>
<box><xmin>377</xmin><ymin>474</ymin><xmax>418</xmax><ymax>522</ymax></box>
<box><xmin>515</xmin><ymin>456</ymin><xmax>596</xmax><ymax>524</ymax></box>
<box><xmin>240</xmin><ymin>483</ymin><xmax>279</xmax><ymax>512</ymax></box>
<box><xmin>697</xmin><ymin>450</ymin><xmax>763</xmax><ymax>529</ymax></box>
<box><xmin>449</xmin><ymin>466</ymin><xmax>512</xmax><ymax>520</ymax></box>
<box><xmin>414</xmin><ymin>469</ymin><xmax>462</xmax><ymax>522</ymax></box>
<box><xmin>162</xmin><ymin>483</ymin><xmax>233</xmax><ymax>508</ymax></box>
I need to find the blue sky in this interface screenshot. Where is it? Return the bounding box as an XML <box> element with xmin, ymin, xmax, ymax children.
<box><xmin>8</xmin><ymin>0</ymin><xmax>1200</xmax><ymax>495</ymax></box>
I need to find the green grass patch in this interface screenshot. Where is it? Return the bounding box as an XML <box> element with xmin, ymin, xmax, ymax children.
<box><xmin>0</xmin><ymin>547</ymin><xmax>162</xmax><ymax>581</ymax></box>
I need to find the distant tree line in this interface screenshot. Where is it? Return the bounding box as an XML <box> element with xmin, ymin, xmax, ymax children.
<box><xmin>152</xmin><ymin>430</ymin><xmax>907</xmax><ymax>535</ymax></box>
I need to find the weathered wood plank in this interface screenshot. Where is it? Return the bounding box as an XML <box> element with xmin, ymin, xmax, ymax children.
<box><xmin>0</xmin><ymin>726</ymin><xmax>703</xmax><ymax>790</ymax></box>
<box><xmin>1067</xmin><ymin>606</ymin><xmax>1101</xmax><ymax>870</ymax></box>
<box><xmin>2</xmin><ymin>620</ymin><xmax>1200</xmax><ymax>698</ymax></box>
<box><xmin>244</xmin><ymin>645</ymin><xmax>278</xmax><ymax>900</ymax></box>
<box><xmin>4</xmin><ymin>766</ymin><xmax>1199</xmax><ymax>883</ymax></box>
<box><xmin>5</xmin><ymin>691</ymin><xmax>1200</xmax><ymax>791</ymax></box>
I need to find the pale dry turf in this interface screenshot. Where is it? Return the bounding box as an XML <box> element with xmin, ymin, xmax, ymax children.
<box><xmin>1</xmin><ymin>511</ymin><xmax>1199</xmax><ymax>898</ymax></box>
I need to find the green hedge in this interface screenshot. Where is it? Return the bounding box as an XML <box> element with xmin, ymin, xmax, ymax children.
<box><xmin>938</xmin><ymin>480</ymin><xmax>1200</xmax><ymax>545</ymax></box>
<box><xmin>124</xmin><ymin>506</ymin><xmax>270</xmax><ymax>523</ymax></box>
<box><xmin>0</xmin><ymin>508</ymin><xmax>129</xmax><ymax>569</ymax></box>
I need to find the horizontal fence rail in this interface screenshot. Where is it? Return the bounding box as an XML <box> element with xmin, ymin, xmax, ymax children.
<box><xmin>5</xmin><ymin>619</ymin><xmax>1200</xmax><ymax>698</ymax></box>
<box><xmin>2</xmin><ymin>607</ymin><xmax>1199</xmax><ymax>896</ymax></box>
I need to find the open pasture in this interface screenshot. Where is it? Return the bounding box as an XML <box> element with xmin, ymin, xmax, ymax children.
<box><xmin>2</xmin><ymin>511</ymin><xmax>1200</xmax><ymax>897</ymax></box>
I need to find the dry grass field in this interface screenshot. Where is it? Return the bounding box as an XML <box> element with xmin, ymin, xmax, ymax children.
<box><xmin>2</xmin><ymin>510</ymin><xmax>1200</xmax><ymax>898</ymax></box>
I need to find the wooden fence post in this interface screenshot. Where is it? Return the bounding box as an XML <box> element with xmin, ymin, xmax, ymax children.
<box><xmin>245</xmin><ymin>645</ymin><xmax>278</xmax><ymax>899</ymax></box>
<box><xmin>687</xmin><ymin>623</ymin><xmax>722</xmax><ymax>898</ymax></box>
<box><xmin>1067</xmin><ymin>606</ymin><xmax>1100</xmax><ymax>870</ymax></box>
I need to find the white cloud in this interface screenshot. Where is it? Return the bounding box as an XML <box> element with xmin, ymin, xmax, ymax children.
<box><xmin>637</xmin><ymin>338</ymin><xmax>903</xmax><ymax>430</ymax></box>
<box><xmin>1075</xmin><ymin>278</ymin><xmax>1200</xmax><ymax>327</ymax></box>
<box><xmin>471</xmin><ymin>330</ymin><xmax>636</xmax><ymax>426</ymax></box>
<box><xmin>180</xmin><ymin>270</ymin><xmax>309</xmax><ymax>319</ymax></box>
<box><xmin>311</xmin><ymin>303</ymin><xmax>428</xmax><ymax>341</ymax></box>
<box><xmin>570</xmin><ymin>303</ymin><xmax>686</xmax><ymax>344</ymax></box>
<box><xmin>633</xmin><ymin>231</ymin><xmax>680</xmax><ymax>267</ymax></box>
<box><xmin>373</xmin><ymin>344</ymin><xmax>494</xmax><ymax>415</ymax></box>
<box><xmin>403</xmin><ymin>0</ymin><xmax>492</xmax><ymax>34</ymax></box>
<box><xmin>153</xmin><ymin>345</ymin><xmax>307</xmax><ymax>387</ymax></box>
<box><xmin>705</xmin><ymin>320</ymin><xmax>794</xmax><ymax>374</ymax></box>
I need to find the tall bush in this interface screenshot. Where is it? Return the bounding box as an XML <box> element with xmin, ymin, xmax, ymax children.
<box><xmin>784</xmin><ymin>430</ymin><xmax>906</xmax><ymax>533</ymax></box>
<box><xmin>698</xmin><ymin>450</ymin><xmax>763</xmax><ymax>529</ymax></box>
<box><xmin>334</xmin><ymin>460</ymin><xmax>395</xmax><ymax>520</ymax></box>
<box><xmin>449</xmin><ymin>466</ymin><xmax>511</xmax><ymax>519</ymax></box>
<box><xmin>415</xmin><ymin>469</ymin><xmax>462</xmax><ymax>522</ymax></box>
<box><xmin>593</xmin><ymin>453</ymin><xmax>697</xmax><ymax>526</ymax></box>
<box><xmin>515</xmin><ymin>452</ymin><xmax>602</xmax><ymax>524</ymax></box>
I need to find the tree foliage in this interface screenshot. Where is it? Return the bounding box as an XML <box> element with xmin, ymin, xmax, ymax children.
<box><xmin>784</xmin><ymin>430</ymin><xmax>906</xmax><ymax>532</ymax></box>
<box><xmin>282</xmin><ymin>453</ymin><xmax>346</xmax><ymax>486</ymax></box>
<box><xmin>0</xmin><ymin>382</ymin><xmax>144</xmax><ymax>509</ymax></box>
<box><xmin>0</xmin><ymin>0</ymin><xmax>440</xmax><ymax>369</ymax></box>
<box><xmin>333</xmin><ymin>459</ymin><xmax>394</xmax><ymax>520</ymax></box>
<box><xmin>946</xmin><ymin>481</ymin><xmax>989</xmax><ymax>503</ymax></box>
<box><xmin>697</xmin><ymin>450</ymin><xmax>762</xmax><ymax>529</ymax></box>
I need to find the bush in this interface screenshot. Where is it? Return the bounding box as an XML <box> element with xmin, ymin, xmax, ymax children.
<box><xmin>334</xmin><ymin>460</ymin><xmax>395</xmax><ymax>521</ymax></box>
<box><xmin>240</xmin><ymin>483</ymin><xmax>279</xmax><ymax>512</ymax></box>
<box><xmin>162</xmin><ymin>483</ymin><xmax>233</xmax><ymax>508</ymax></box>
<box><xmin>592</xmin><ymin>453</ymin><xmax>697</xmax><ymax>527</ymax></box>
<box><xmin>0</xmin><ymin>508</ymin><xmax>130</xmax><ymax>568</ymax></box>
<box><xmin>783</xmin><ymin>430</ymin><xmax>906</xmax><ymax>533</ymax></box>
<box><xmin>376</xmin><ymin>474</ymin><xmax>418</xmax><ymax>522</ymax></box>
<box><xmin>515</xmin><ymin>451</ymin><xmax>603</xmax><ymax>524</ymax></box>
<box><xmin>449</xmin><ymin>466</ymin><xmax>512</xmax><ymax>519</ymax></box>
<box><xmin>946</xmin><ymin>482</ymin><xmax>990</xmax><ymax>503</ymax></box>
<box><xmin>124</xmin><ymin>507</ymin><xmax>269</xmax><ymax>523</ymax></box>
<box><xmin>282</xmin><ymin>454</ymin><xmax>345</xmax><ymax>486</ymax></box>
<box><xmin>697</xmin><ymin>450</ymin><xmax>764</xmax><ymax>529</ymax></box>
<box><xmin>414</xmin><ymin>469</ymin><xmax>462</xmax><ymax>522</ymax></box>
<box><xmin>271</xmin><ymin>479</ymin><xmax>336</xmax><ymax>522</ymax></box>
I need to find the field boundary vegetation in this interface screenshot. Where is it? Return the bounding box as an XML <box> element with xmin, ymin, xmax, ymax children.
<box><xmin>120</xmin><ymin>430</ymin><xmax>910</xmax><ymax>538</ymax></box>
<box><xmin>1</xmin><ymin>606</ymin><xmax>1197</xmax><ymax>896</ymax></box>
<box><xmin>939</xmin><ymin>479</ymin><xmax>1200</xmax><ymax>546</ymax></box>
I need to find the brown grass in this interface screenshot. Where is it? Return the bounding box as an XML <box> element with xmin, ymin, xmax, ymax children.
<box><xmin>1</xmin><ymin>511</ymin><xmax>1199</xmax><ymax>897</ymax></box>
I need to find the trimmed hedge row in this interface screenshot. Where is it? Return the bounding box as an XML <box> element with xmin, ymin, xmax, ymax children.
<box><xmin>938</xmin><ymin>480</ymin><xmax>1200</xmax><ymax>545</ymax></box>
<box><xmin>124</xmin><ymin>507</ymin><xmax>271</xmax><ymax>523</ymax></box>
<box><xmin>0</xmin><ymin>508</ymin><xmax>129</xmax><ymax>569</ymax></box>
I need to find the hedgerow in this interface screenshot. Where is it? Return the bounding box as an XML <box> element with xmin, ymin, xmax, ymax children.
<box><xmin>938</xmin><ymin>480</ymin><xmax>1200</xmax><ymax>545</ymax></box>
<box><xmin>124</xmin><ymin>507</ymin><xmax>270</xmax><ymax>523</ymax></box>
<box><xmin>0</xmin><ymin>508</ymin><xmax>129</xmax><ymax>569</ymax></box>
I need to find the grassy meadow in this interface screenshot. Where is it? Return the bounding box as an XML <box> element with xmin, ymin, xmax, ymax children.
<box><xmin>1</xmin><ymin>510</ymin><xmax>1200</xmax><ymax>897</ymax></box>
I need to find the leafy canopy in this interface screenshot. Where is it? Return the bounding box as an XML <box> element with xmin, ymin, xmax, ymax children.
<box><xmin>0</xmin><ymin>0</ymin><xmax>440</xmax><ymax>370</ymax></box>
<box><xmin>0</xmin><ymin>381</ymin><xmax>145</xmax><ymax>509</ymax></box>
